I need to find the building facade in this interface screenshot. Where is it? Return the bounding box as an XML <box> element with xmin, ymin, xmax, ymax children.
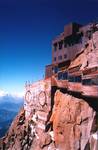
<box><xmin>45</xmin><ymin>22</ymin><xmax>97</xmax><ymax>79</ymax></box>
<box><xmin>52</xmin><ymin>23</ymin><xmax>83</xmax><ymax>65</ymax></box>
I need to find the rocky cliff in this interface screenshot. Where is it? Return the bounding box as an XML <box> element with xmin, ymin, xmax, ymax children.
<box><xmin>0</xmin><ymin>30</ymin><xmax>98</xmax><ymax>150</ymax></box>
<box><xmin>50</xmin><ymin>90</ymin><xmax>97</xmax><ymax>150</ymax></box>
<box><xmin>0</xmin><ymin>86</ymin><xmax>98</xmax><ymax>150</ymax></box>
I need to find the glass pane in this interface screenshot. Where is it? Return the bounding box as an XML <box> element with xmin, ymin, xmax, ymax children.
<box><xmin>63</xmin><ymin>72</ymin><xmax>68</xmax><ymax>80</ymax></box>
<box><xmin>58</xmin><ymin>72</ymin><xmax>63</xmax><ymax>80</ymax></box>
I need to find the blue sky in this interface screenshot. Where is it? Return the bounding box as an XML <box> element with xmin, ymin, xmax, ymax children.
<box><xmin>0</xmin><ymin>0</ymin><xmax>98</xmax><ymax>94</ymax></box>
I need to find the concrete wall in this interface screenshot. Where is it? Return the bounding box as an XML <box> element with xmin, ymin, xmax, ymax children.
<box><xmin>52</xmin><ymin>43</ymin><xmax>83</xmax><ymax>64</ymax></box>
<box><xmin>52</xmin><ymin>23</ymin><xmax>83</xmax><ymax>65</ymax></box>
<box><xmin>24</xmin><ymin>79</ymin><xmax>51</xmax><ymax>120</ymax></box>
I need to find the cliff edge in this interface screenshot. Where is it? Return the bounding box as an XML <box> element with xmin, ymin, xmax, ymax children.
<box><xmin>0</xmin><ymin>88</ymin><xmax>98</xmax><ymax>150</ymax></box>
<box><xmin>0</xmin><ymin>28</ymin><xmax>98</xmax><ymax>150</ymax></box>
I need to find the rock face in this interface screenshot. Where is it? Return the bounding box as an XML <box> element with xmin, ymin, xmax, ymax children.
<box><xmin>69</xmin><ymin>31</ymin><xmax>98</xmax><ymax>70</ymax></box>
<box><xmin>50</xmin><ymin>90</ymin><xmax>96</xmax><ymax>150</ymax></box>
<box><xmin>0</xmin><ymin>89</ymin><xmax>97</xmax><ymax>150</ymax></box>
<box><xmin>85</xmin><ymin>31</ymin><xmax>98</xmax><ymax>68</ymax></box>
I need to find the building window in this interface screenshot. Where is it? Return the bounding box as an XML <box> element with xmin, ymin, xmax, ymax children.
<box><xmin>63</xmin><ymin>72</ymin><xmax>68</xmax><ymax>80</ymax></box>
<box><xmin>75</xmin><ymin>76</ymin><xmax>81</xmax><ymax>83</ymax></box>
<box><xmin>82</xmin><ymin>78</ymin><xmax>98</xmax><ymax>85</ymax></box>
<box><xmin>58</xmin><ymin>72</ymin><xmax>63</xmax><ymax>80</ymax></box>
<box><xmin>58</xmin><ymin>55</ymin><xmax>62</xmax><ymax>60</ymax></box>
<box><xmin>54</xmin><ymin>43</ymin><xmax>57</xmax><ymax>51</ymax></box>
<box><xmin>68</xmin><ymin>76</ymin><xmax>75</xmax><ymax>82</ymax></box>
<box><xmin>54</xmin><ymin>57</ymin><xmax>56</xmax><ymax>61</ymax></box>
<box><xmin>59</xmin><ymin>40</ymin><xmax>63</xmax><ymax>50</ymax></box>
<box><xmin>54</xmin><ymin>66</ymin><xmax>58</xmax><ymax>74</ymax></box>
<box><xmin>64</xmin><ymin>33</ymin><xmax>83</xmax><ymax>47</ymax></box>
<box><xmin>52</xmin><ymin>66</ymin><xmax>58</xmax><ymax>74</ymax></box>
<box><xmin>64</xmin><ymin>54</ymin><xmax>67</xmax><ymax>59</ymax></box>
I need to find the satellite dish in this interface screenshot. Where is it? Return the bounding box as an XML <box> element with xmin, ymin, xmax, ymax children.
<box><xmin>38</xmin><ymin>91</ymin><xmax>46</xmax><ymax>106</ymax></box>
<box><xmin>25</xmin><ymin>90</ymin><xmax>32</xmax><ymax>103</ymax></box>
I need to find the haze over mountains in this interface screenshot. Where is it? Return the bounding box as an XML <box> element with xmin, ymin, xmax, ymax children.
<box><xmin>0</xmin><ymin>90</ymin><xmax>24</xmax><ymax>138</ymax></box>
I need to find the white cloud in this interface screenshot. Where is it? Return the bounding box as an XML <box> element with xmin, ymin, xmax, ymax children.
<box><xmin>0</xmin><ymin>89</ymin><xmax>8</xmax><ymax>97</ymax></box>
<box><xmin>0</xmin><ymin>89</ymin><xmax>24</xmax><ymax>99</ymax></box>
<box><xmin>10</xmin><ymin>91</ymin><xmax>24</xmax><ymax>98</ymax></box>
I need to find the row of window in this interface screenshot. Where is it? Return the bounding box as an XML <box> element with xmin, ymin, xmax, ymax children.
<box><xmin>53</xmin><ymin>41</ymin><xmax>64</xmax><ymax>51</ymax></box>
<box><xmin>54</xmin><ymin>54</ymin><xmax>67</xmax><ymax>61</ymax></box>
<box><xmin>82</xmin><ymin>78</ymin><xmax>98</xmax><ymax>85</ymax></box>
<box><xmin>57</xmin><ymin>71</ymin><xmax>98</xmax><ymax>85</ymax></box>
<box><xmin>58</xmin><ymin>72</ymin><xmax>68</xmax><ymax>80</ymax></box>
<box><xmin>57</xmin><ymin>71</ymin><xmax>81</xmax><ymax>83</ymax></box>
<box><xmin>53</xmin><ymin>33</ymin><xmax>83</xmax><ymax>51</ymax></box>
<box><xmin>68</xmin><ymin>76</ymin><xmax>81</xmax><ymax>83</ymax></box>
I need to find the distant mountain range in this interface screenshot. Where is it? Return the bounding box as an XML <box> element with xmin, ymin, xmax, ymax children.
<box><xmin>0</xmin><ymin>94</ymin><xmax>24</xmax><ymax>138</ymax></box>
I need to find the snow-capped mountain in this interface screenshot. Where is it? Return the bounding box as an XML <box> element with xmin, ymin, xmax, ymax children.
<box><xmin>0</xmin><ymin>89</ymin><xmax>24</xmax><ymax>99</ymax></box>
<box><xmin>0</xmin><ymin>89</ymin><xmax>24</xmax><ymax>138</ymax></box>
